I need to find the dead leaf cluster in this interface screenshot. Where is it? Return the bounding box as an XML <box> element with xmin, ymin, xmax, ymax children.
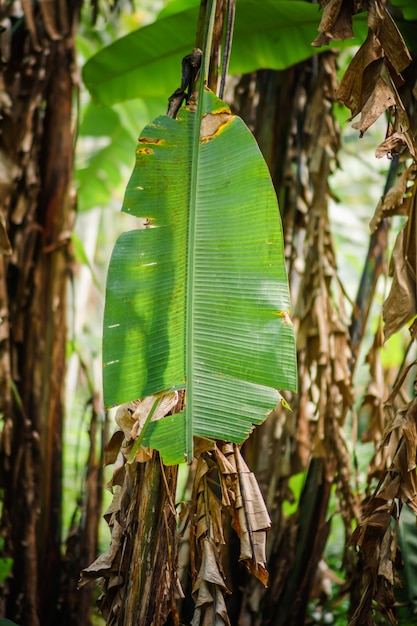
<box><xmin>290</xmin><ymin>54</ymin><xmax>359</xmax><ymax>527</ymax></box>
<box><xmin>332</xmin><ymin>24</ymin><xmax>417</xmax><ymax>620</ymax></box>
<box><xmin>350</xmin><ymin>394</ymin><xmax>417</xmax><ymax>625</ymax></box>
<box><xmin>320</xmin><ymin>0</ymin><xmax>416</xmax><ymax>158</ymax></box>
<box><xmin>295</xmin><ymin>205</ymin><xmax>360</xmax><ymax>529</ymax></box>
<box><xmin>190</xmin><ymin>443</ymin><xmax>271</xmax><ymax>625</ymax></box>
<box><xmin>81</xmin><ymin>391</ymin><xmax>273</xmax><ymax>626</ymax></box>
<box><xmin>79</xmin><ymin>394</ymin><xmax>183</xmax><ymax>624</ymax></box>
<box><xmin>104</xmin><ymin>391</ymin><xmax>180</xmax><ymax>483</ymax></box>
<box><xmin>312</xmin><ymin>0</ymin><xmax>367</xmax><ymax>47</ymax></box>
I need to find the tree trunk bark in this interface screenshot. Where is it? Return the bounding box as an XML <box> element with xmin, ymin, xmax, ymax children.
<box><xmin>121</xmin><ymin>459</ymin><xmax>179</xmax><ymax>626</ymax></box>
<box><xmin>0</xmin><ymin>5</ymin><xmax>82</xmax><ymax>625</ymax></box>
<box><xmin>88</xmin><ymin>455</ymin><xmax>180</xmax><ymax>626</ymax></box>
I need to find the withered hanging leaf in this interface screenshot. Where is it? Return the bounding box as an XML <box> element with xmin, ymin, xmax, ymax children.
<box><xmin>377</xmin><ymin>527</ymin><xmax>395</xmax><ymax>584</ymax></box>
<box><xmin>337</xmin><ymin>31</ymin><xmax>383</xmax><ymax>118</ymax></box>
<box><xmin>104</xmin><ymin>430</ymin><xmax>125</xmax><ymax>466</ymax></box>
<box><xmin>380</xmin><ymin>399</ymin><xmax>417</xmax><ymax>511</ymax></box>
<box><xmin>78</xmin><ymin>520</ymin><xmax>123</xmax><ymax>586</ymax></box>
<box><xmin>193</xmin><ymin>456</ymin><xmax>225</xmax><ymax>544</ymax></box>
<box><xmin>367</xmin><ymin>2</ymin><xmax>411</xmax><ymax>74</ymax></box>
<box><xmin>191</xmin><ymin>456</ymin><xmax>230</xmax><ymax>626</ymax></box>
<box><xmin>351</xmin><ymin>397</ymin><xmax>417</xmax><ymax>623</ymax></box>
<box><xmin>228</xmin><ymin>446</ymin><xmax>271</xmax><ymax>586</ymax></box>
<box><xmin>369</xmin><ymin>165</ymin><xmax>415</xmax><ymax>232</ymax></box>
<box><xmin>351</xmin><ymin>59</ymin><xmax>396</xmax><ymax>136</ymax></box>
<box><xmin>383</xmin><ymin>223</ymin><xmax>417</xmax><ymax>340</ymax></box>
<box><xmin>190</xmin><ymin>443</ymin><xmax>273</xmax><ymax>626</ymax></box>
<box><xmin>193</xmin><ymin>538</ymin><xmax>229</xmax><ymax>591</ymax></box>
<box><xmin>196</xmin><ymin>479</ymin><xmax>225</xmax><ymax>544</ymax></box>
<box><xmin>312</xmin><ymin>0</ymin><xmax>354</xmax><ymax>47</ymax></box>
<box><xmin>106</xmin><ymin>451</ymin><xmax>126</xmax><ymax>491</ymax></box>
<box><xmin>332</xmin><ymin>330</ymin><xmax>353</xmax><ymax>407</ymax></box>
<box><xmin>191</xmin><ymin>540</ymin><xmax>231</xmax><ymax>626</ymax></box>
<box><xmin>375</xmin><ymin>131</ymin><xmax>407</xmax><ymax>159</ymax></box>
<box><xmin>337</xmin><ymin>0</ymin><xmax>414</xmax><ymax>159</ymax></box>
<box><xmin>389</xmin><ymin>109</ymin><xmax>417</xmax><ymax>160</ymax></box>
<box><xmin>375</xmin><ymin>104</ymin><xmax>417</xmax><ymax>160</ymax></box>
<box><xmin>396</xmin><ymin>400</ymin><xmax>417</xmax><ymax>474</ymax></box>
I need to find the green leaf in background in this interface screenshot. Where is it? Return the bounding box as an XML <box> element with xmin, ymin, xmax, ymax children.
<box><xmin>103</xmin><ymin>89</ymin><xmax>297</xmax><ymax>464</ymax></box>
<box><xmin>0</xmin><ymin>556</ymin><xmax>12</xmax><ymax>584</ymax></box>
<box><xmin>157</xmin><ymin>0</ymin><xmax>198</xmax><ymax>19</ymax></box>
<box><xmin>390</xmin><ymin>0</ymin><xmax>417</xmax><ymax>20</ymax></box>
<box><xmin>83</xmin><ymin>0</ymin><xmax>368</xmax><ymax>107</ymax></box>
<box><xmin>389</xmin><ymin>0</ymin><xmax>417</xmax><ymax>54</ymax></box>
<box><xmin>76</xmin><ymin>98</ymin><xmax>164</xmax><ymax>212</ymax></box>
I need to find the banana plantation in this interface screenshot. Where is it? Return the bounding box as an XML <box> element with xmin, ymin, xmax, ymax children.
<box><xmin>0</xmin><ymin>1</ymin><xmax>417</xmax><ymax>625</ymax></box>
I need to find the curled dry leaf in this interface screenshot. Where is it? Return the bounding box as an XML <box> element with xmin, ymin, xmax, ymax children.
<box><xmin>225</xmin><ymin>445</ymin><xmax>271</xmax><ymax>585</ymax></box>
<box><xmin>312</xmin><ymin>0</ymin><xmax>355</xmax><ymax>47</ymax></box>
<box><xmin>335</xmin><ymin>1</ymin><xmax>415</xmax><ymax>158</ymax></box>
<box><xmin>376</xmin><ymin>131</ymin><xmax>408</xmax><ymax>159</ymax></box>
<box><xmin>337</xmin><ymin>31</ymin><xmax>383</xmax><ymax>118</ymax></box>
<box><xmin>369</xmin><ymin>164</ymin><xmax>415</xmax><ymax>233</ymax></box>
<box><xmin>79</xmin><ymin>520</ymin><xmax>124</xmax><ymax>586</ymax></box>
<box><xmin>191</xmin><ymin>539</ymin><xmax>231</xmax><ymax>626</ymax></box>
<box><xmin>351</xmin><ymin>59</ymin><xmax>397</xmax><ymax>136</ymax></box>
<box><xmin>375</xmin><ymin>105</ymin><xmax>417</xmax><ymax>160</ymax></box>
<box><xmin>367</xmin><ymin>2</ymin><xmax>411</xmax><ymax>75</ymax></box>
<box><xmin>383</xmin><ymin>221</ymin><xmax>416</xmax><ymax>340</ymax></box>
<box><xmin>378</xmin><ymin>157</ymin><xmax>417</xmax><ymax>342</ymax></box>
<box><xmin>104</xmin><ymin>430</ymin><xmax>124</xmax><ymax>466</ymax></box>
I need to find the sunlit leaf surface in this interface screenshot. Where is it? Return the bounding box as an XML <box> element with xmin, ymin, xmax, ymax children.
<box><xmin>103</xmin><ymin>90</ymin><xmax>297</xmax><ymax>463</ymax></box>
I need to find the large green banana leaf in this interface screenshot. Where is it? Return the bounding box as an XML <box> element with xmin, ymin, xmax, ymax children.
<box><xmin>103</xmin><ymin>89</ymin><xmax>297</xmax><ymax>464</ymax></box>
